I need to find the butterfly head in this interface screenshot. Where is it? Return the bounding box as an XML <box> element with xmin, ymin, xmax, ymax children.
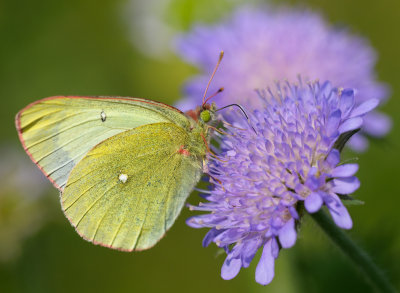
<box><xmin>199</xmin><ymin>103</ymin><xmax>217</xmax><ymax>124</ymax></box>
<box><xmin>185</xmin><ymin>103</ymin><xmax>217</xmax><ymax>125</ymax></box>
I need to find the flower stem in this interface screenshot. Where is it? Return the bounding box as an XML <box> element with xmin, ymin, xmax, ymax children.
<box><xmin>310</xmin><ymin>209</ymin><xmax>397</xmax><ymax>293</ymax></box>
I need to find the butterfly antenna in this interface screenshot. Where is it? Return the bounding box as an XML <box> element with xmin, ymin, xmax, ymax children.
<box><xmin>203</xmin><ymin>87</ymin><xmax>224</xmax><ymax>105</ymax></box>
<box><xmin>202</xmin><ymin>51</ymin><xmax>224</xmax><ymax>106</ymax></box>
<box><xmin>216</xmin><ymin>104</ymin><xmax>257</xmax><ymax>134</ymax></box>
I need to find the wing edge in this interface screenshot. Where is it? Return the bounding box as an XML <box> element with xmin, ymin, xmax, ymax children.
<box><xmin>15</xmin><ymin>107</ymin><xmax>63</xmax><ymax>190</ymax></box>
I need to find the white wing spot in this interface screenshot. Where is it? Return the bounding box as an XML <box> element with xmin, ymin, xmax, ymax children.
<box><xmin>100</xmin><ymin>110</ymin><xmax>107</xmax><ymax>122</ymax></box>
<box><xmin>119</xmin><ymin>173</ymin><xmax>128</xmax><ymax>183</ymax></box>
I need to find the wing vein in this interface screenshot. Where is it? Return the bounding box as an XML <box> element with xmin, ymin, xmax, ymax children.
<box><xmin>46</xmin><ymin>151</ymin><xmax>88</xmax><ymax>176</ymax></box>
<box><xmin>35</xmin><ymin>129</ymin><xmax>115</xmax><ymax>163</ymax></box>
<box><xmin>163</xmin><ymin>157</ymin><xmax>184</xmax><ymax>232</ymax></box>
<box><xmin>130</xmin><ymin>151</ymin><xmax>178</xmax><ymax>250</ymax></box>
<box><xmin>26</xmin><ymin>117</ymin><xmax>103</xmax><ymax>148</ymax></box>
<box><xmin>75</xmin><ymin>182</ymin><xmax>119</xmax><ymax>229</ymax></box>
<box><xmin>63</xmin><ymin>170</ymin><xmax>117</xmax><ymax>210</ymax></box>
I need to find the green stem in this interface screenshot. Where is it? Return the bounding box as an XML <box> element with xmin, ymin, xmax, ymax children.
<box><xmin>310</xmin><ymin>209</ymin><xmax>397</xmax><ymax>293</ymax></box>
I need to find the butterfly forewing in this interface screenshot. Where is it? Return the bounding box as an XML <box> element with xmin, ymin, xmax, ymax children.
<box><xmin>61</xmin><ymin>123</ymin><xmax>203</xmax><ymax>251</ymax></box>
<box><xmin>16</xmin><ymin>96</ymin><xmax>189</xmax><ymax>190</ymax></box>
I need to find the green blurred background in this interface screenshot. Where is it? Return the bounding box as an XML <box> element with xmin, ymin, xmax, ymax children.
<box><xmin>0</xmin><ymin>0</ymin><xmax>399</xmax><ymax>292</ymax></box>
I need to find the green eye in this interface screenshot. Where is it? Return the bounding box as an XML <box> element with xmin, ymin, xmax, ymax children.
<box><xmin>200</xmin><ymin>110</ymin><xmax>211</xmax><ymax>122</ymax></box>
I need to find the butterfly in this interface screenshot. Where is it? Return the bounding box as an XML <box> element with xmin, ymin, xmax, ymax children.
<box><xmin>15</xmin><ymin>53</ymin><xmax>224</xmax><ymax>252</ymax></box>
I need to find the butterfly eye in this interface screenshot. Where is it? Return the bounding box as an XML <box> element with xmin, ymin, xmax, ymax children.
<box><xmin>200</xmin><ymin>110</ymin><xmax>211</xmax><ymax>123</ymax></box>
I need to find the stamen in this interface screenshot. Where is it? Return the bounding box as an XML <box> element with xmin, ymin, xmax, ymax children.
<box><xmin>193</xmin><ymin>187</ymin><xmax>213</xmax><ymax>194</ymax></box>
<box><xmin>205</xmin><ymin>172</ymin><xmax>226</xmax><ymax>191</ymax></box>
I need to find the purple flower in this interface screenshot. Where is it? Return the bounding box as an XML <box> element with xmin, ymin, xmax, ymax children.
<box><xmin>176</xmin><ymin>6</ymin><xmax>390</xmax><ymax>152</ymax></box>
<box><xmin>187</xmin><ymin>81</ymin><xmax>378</xmax><ymax>285</ymax></box>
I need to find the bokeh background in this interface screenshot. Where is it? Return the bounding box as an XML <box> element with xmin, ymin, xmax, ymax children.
<box><xmin>0</xmin><ymin>0</ymin><xmax>399</xmax><ymax>292</ymax></box>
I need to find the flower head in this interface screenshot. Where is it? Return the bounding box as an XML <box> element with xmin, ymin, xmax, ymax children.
<box><xmin>176</xmin><ymin>6</ymin><xmax>390</xmax><ymax>151</ymax></box>
<box><xmin>187</xmin><ymin>80</ymin><xmax>378</xmax><ymax>285</ymax></box>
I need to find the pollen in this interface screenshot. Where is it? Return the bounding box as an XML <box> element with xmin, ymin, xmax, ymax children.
<box><xmin>119</xmin><ymin>173</ymin><xmax>128</xmax><ymax>183</ymax></box>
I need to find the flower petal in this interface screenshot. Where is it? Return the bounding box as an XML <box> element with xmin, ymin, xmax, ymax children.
<box><xmin>186</xmin><ymin>217</ymin><xmax>204</xmax><ymax>228</ymax></box>
<box><xmin>221</xmin><ymin>256</ymin><xmax>242</xmax><ymax>280</ymax></box>
<box><xmin>288</xmin><ymin>206</ymin><xmax>299</xmax><ymax>219</ymax></box>
<box><xmin>255</xmin><ymin>240</ymin><xmax>275</xmax><ymax>285</ymax></box>
<box><xmin>332</xmin><ymin>177</ymin><xmax>360</xmax><ymax>194</ymax></box>
<box><xmin>305</xmin><ymin>192</ymin><xmax>323</xmax><ymax>213</ymax></box>
<box><xmin>363</xmin><ymin>111</ymin><xmax>392</xmax><ymax>137</ymax></box>
<box><xmin>350</xmin><ymin>99</ymin><xmax>379</xmax><ymax>118</ymax></box>
<box><xmin>338</xmin><ymin>117</ymin><xmax>363</xmax><ymax>134</ymax></box>
<box><xmin>332</xmin><ymin>164</ymin><xmax>359</xmax><ymax>178</ymax></box>
<box><xmin>202</xmin><ymin>228</ymin><xmax>224</xmax><ymax>247</ymax></box>
<box><xmin>339</xmin><ymin>89</ymin><xmax>355</xmax><ymax>117</ymax></box>
<box><xmin>325</xmin><ymin>194</ymin><xmax>353</xmax><ymax>229</ymax></box>
<box><xmin>326</xmin><ymin>109</ymin><xmax>341</xmax><ymax>137</ymax></box>
<box><xmin>271</xmin><ymin>238</ymin><xmax>279</xmax><ymax>259</ymax></box>
<box><xmin>326</xmin><ymin>149</ymin><xmax>340</xmax><ymax>166</ymax></box>
<box><xmin>278</xmin><ymin>218</ymin><xmax>297</xmax><ymax>248</ymax></box>
<box><xmin>319</xmin><ymin>81</ymin><xmax>333</xmax><ymax>98</ymax></box>
<box><xmin>347</xmin><ymin>134</ymin><xmax>369</xmax><ymax>153</ymax></box>
<box><xmin>241</xmin><ymin>237</ymin><xmax>262</xmax><ymax>268</ymax></box>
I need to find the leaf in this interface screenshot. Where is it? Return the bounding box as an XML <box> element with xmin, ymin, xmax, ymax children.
<box><xmin>339</xmin><ymin>194</ymin><xmax>365</xmax><ymax>206</ymax></box>
<box><xmin>333</xmin><ymin>128</ymin><xmax>360</xmax><ymax>152</ymax></box>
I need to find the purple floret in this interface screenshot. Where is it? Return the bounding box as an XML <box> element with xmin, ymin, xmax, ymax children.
<box><xmin>187</xmin><ymin>80</ymin><xmax>378</xmax><ymax>285</ymax></box>
<box><xmin>176</xmin><ymin>5</ymin><xmax>390</xmax><ymax>151</ymax></box>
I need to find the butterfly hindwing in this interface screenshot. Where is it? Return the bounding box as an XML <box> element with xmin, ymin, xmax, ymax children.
<box><xmin>61</xmin><ymin>122</ymin><xmax>203</xmax><ymax>251</ymax></box>
<box><xmin>16</xmin><ymin>96</ymin><xmax>189</xmax><ymax>190</ymax></box>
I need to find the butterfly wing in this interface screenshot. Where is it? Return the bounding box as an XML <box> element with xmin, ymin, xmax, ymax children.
<box><xmin>61</xmin><ymin>122</ymin><xmax>203</xmax><ymax>251</ymax></box>
<box><xmin>16</xmin><ymin>96</ymin><xmax>189</xmax><ymax>190</ymax></box>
